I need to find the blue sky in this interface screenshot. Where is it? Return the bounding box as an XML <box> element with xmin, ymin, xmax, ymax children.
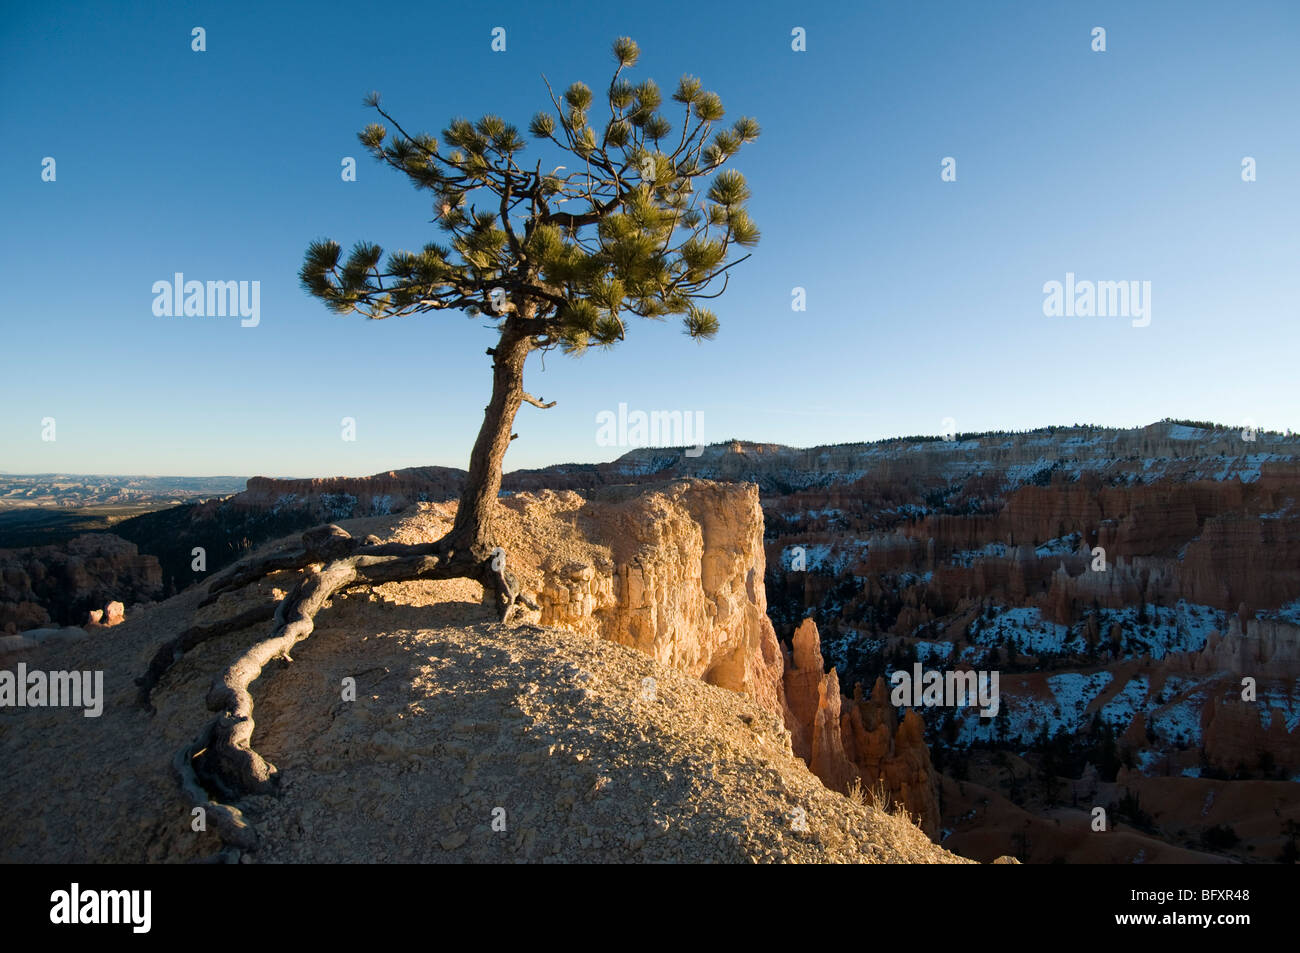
<box><xmin>2</xmin><ymin>0</ymin><xmax>1296</xmax><ymax>477</ymax></box>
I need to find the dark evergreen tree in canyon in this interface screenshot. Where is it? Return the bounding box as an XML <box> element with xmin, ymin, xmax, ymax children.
<box><xmin>137</xmin><ymin>38</ymin><xmax>759</xmax><ymax>840</ymax></box>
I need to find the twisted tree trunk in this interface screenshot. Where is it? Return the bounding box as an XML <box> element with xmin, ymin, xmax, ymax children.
<box><xmin>143</xmin><ymin>314</ymin><xmax>546</xmax><ymax>855</ymax></box>
<box><xmin>448</xmin><ymin>318</ymin><xmax>534</xmax><ymax>557</ymax></box>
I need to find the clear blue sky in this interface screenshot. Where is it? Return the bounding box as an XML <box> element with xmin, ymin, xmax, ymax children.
<box><xmin>2</xmin><ymin>0</ymin><xmax>1296</xmax><ymax>477</ymax></box>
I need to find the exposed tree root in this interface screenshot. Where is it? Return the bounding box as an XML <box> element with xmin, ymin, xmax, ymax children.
<box><xmin>198</xmin><ymin>524</ymin><xmax>382</xmax><ymax>608</ymax></box>
<box><xmin>172</xmin><ymin>719</ymin><xmax>259</xmax><ymax>852</ymax></box>
<box><xmin>136</xmin><ymin>604</ymin><xmax>277</xmax><ymax>712</ymax></box>
<box><xmin>144</xmin><ymin>522</ymin><xmax>539</xmax><ymax>851</ymax></box>
<box><xmin>203</xmin><ymin>560</ymin><xmax>362</xmax><ymax>794</ymax></box>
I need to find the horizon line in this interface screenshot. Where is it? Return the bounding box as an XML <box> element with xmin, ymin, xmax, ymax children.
<box><xmin>3</xmin><ymin>417</ymin><xmax>1297</xmax><ymax>482</ymax></box>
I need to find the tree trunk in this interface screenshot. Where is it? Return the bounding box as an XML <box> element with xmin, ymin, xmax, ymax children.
<box><xmin>143</xmin><ymin>319</ymin><xmax>549</xmax><ymax>853</ymax></box>
<box><xmin>448</xmin><ymin>319</ymin><xmax>533</xmax><ymax>556</ymax></box>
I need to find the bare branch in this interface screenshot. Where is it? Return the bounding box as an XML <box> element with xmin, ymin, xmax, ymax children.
<box><xmin>521</xmin><ymin>392</ymin><xmax>557</xmax><ymax>409</ymax></box>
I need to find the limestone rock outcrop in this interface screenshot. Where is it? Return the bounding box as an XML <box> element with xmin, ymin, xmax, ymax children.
<box><xmin>490</xmin><ymin>481</ymin><xmax>790</xmax><ymax>722</ymax></box>
<box><xmin>381</xmin><ymin>481</ymin><xmax>794</xmax><ymax>728</ymax></box>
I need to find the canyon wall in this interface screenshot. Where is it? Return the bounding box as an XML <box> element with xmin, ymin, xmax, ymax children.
<box><xmin>0</xmin><ymin>534</ymin><xmax>161</xmax><ymax>631</ymax></box>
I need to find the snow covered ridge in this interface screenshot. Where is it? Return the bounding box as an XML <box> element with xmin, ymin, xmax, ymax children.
<box><xmin>959</xmin><ymin>603</ymin><xmax>1227</xmax><ymax>663</ymax></box>
<box><xmin>603</xmin><ymin>420</ymin><xmax>1300</xmax><ymax>489</ymax></box>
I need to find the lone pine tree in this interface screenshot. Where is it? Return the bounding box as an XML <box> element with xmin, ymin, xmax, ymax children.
<box><xmin>301</xmin><ymin>34</ymin><xmax>758</xmax><ymax>605</ymax></box>
<box><xmin>137</xmin><ymin>38</ymin><xmax>759</xmax><ymax>844</ymax></box>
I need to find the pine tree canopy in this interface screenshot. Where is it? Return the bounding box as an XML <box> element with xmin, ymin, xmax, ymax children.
<box><xmin>300</xmin><ymin>37</ymin><xmax>759</xmax><ymax>354</ymax></box>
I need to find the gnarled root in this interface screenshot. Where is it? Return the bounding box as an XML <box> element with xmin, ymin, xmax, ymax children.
<box><xmin>198</xmin><ymin>524</ymin><xmax>377</xmax><ymax>608</ymax></box>
<box><xmin>147</xmin><ymin>522</ymin><xmax>538</xmax><ymax>851</ymax></box>
<box><xmin>173</xmin><ymin>719</ymin><xmax>259</xmax><ymax>853</ymax></box>
<box><xmin>203</xmin><ymin>560</ymin><xmax>361</xmax><ymax>794</ymax></box>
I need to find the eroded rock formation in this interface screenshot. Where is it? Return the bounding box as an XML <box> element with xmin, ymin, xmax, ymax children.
<box><xmin>0</xmin><ymin>535</ymin><xmax>161</xmax><ymax>631</ymax></box>
<box><xmin>494</xmin><ymin>481</ymin><xmax>790</xmax><ymax>722</ymax></box>
<box><xmin>781</xmin><ymin>617</ymin><xmax>941</xmax><ymax>836</ymax></box>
